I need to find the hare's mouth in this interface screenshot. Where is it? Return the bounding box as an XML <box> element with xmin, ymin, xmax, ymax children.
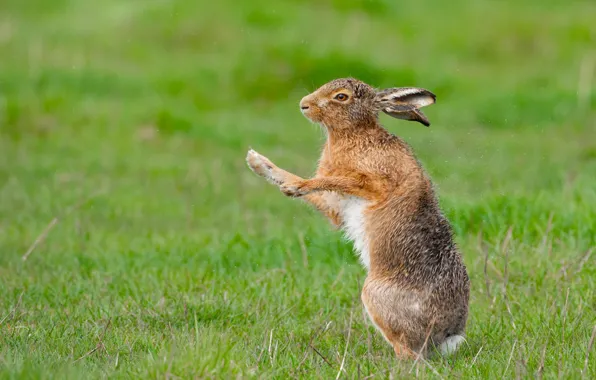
<box><xmin>299</xmin><ymin>101</ymin><xmax>323</xmax><ymax>123</ymax></box>
<box><xmin>301</xmin><ymin>111</ymin><xmax>318</xmax><ymax>124</ymax></box>
<box><xmin>300</xmin><ymin>105</ymin><xmax>311</xmax><ymax>117</ymax></box>
<box><xmin>300</xmin><ymin>106</ymin><xmax>313</xmax><ymax>118</ymax></box>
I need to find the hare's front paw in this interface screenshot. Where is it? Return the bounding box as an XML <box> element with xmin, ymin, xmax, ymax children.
<box><xmin>280</xmin><ymin>181</ymin><xmax>310</xmax><ymax>197</ymax></box>
<box><xmin>246</xmin><ymin>149</ymin><xmax>274</xmax><ymax>178</ymax></box>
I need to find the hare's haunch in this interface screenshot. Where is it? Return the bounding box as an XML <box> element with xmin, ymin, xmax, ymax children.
<box><xmin>246</xmin><ymin>78</ymin><xmax>470</xmax><ymax>359</ymax></box>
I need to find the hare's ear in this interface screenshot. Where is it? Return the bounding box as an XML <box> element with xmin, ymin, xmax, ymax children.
<box><xmin>375</xmin><ymin>87</ymin><xmax>436</xmax><ymax>127</ymax></box>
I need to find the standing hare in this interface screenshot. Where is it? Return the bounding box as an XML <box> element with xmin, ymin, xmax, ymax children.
<box><xmin>246</xmin><ymin>78</ymin><xmax>470</xmax><ymax>359</ymax></box>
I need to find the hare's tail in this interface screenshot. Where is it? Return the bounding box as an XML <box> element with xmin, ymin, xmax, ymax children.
<box><xmin>438</xmin><ymin>334</ymin><xmax>466</xmax><ymax>356</ymax></box>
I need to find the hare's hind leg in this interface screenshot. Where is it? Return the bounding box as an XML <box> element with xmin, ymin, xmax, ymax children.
<box><xmin>361</xmin><ymin>282</ymin><xmax>417</xmax><ymax>359</ymax></box>
<box><xmin>246</xmin><ymin>149</ymin><xmax>342</xmax><ymax>227</ymax></box>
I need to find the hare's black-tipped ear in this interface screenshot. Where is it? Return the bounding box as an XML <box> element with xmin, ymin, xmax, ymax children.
<box><xmin>375</xmin><ymin>87</ymin><xmax>436</xmax><ymax>127</ymax></box>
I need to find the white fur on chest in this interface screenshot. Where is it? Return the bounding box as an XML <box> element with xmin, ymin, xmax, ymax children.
<box><xmin>339</xmin><ymin>196</ymin><xmax>370</xmax><ymax>269</ymax></box>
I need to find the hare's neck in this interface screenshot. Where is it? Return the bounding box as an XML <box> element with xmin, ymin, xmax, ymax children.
<box><xmin>321</xmin><ymin>125</ymin><xmax>389</xmax><ymax>167</ymax></box>
<box><xmin>325</xmin><ymin>122</ymin><xmax>388</xmax><ymax>147</ymax></box>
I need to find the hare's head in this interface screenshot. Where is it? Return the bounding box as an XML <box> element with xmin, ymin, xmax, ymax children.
<box><xmin>300</xmin><ymin>78</ymin><xmax>436</xmax><ymax>128</ymax></box>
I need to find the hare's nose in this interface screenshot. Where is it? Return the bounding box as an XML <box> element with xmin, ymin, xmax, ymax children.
<box><xmin>300</xmin><ymin>95</ymin><xmax>313</xmax><ymax>110</ymax></box>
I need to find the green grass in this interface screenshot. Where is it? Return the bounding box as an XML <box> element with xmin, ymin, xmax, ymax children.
<box><xmin>1</xmin><ymin>0</ymin><xmax>596</xmax><ymax>378</ymax></box>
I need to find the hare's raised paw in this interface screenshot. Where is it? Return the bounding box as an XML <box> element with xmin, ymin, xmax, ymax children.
<box><xmin>279</xmin><ymin>181</ymin><xmax>310</xmax><ymax>197</ymax></box>
<box><xmin>246</xmin><ymin>149</ymin><xmax>274</xmax><ymax>177</ymax></box>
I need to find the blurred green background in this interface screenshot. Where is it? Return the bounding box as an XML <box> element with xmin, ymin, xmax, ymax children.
<box><xmin>1</xmin><ymin>0</ymin><xmax>595</xmax><ymax>378</ymax></box>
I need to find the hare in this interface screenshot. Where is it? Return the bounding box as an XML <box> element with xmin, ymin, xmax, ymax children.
<box><xmin>246</xmin><ymin>78</ymin><xmax>470</xmax><ymax>359</ymax></box>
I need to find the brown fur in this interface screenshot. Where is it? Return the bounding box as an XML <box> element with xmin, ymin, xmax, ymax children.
<box><xmin>246</xmin><ymin>78</ymin><xmax>470</xmax><ymax>359</ymax></box>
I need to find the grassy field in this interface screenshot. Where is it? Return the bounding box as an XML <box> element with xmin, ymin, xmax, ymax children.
<box><xmin>1</xmin><ymin>0</ymin><xmax>595</xmax><ymax>378</ymax></box>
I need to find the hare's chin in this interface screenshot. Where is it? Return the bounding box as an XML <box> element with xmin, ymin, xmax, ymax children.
<box><xmin>301</xmin><ymin>111</ymin><xmax>319</xmax><ymax>123</ymax></box>
<box><xmin>300</xmin><ymin>112</ymin><xmax>313</xmax><ymax>121</ymax></box>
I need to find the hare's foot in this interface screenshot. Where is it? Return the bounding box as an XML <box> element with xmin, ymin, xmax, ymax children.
<box><xmin>279</xmin><ymin>181</ymin><xmax>311</xmax><ymax>197</ymax></box>
<box><xmin>246</xmin><ymin>149</ymin><xmax>283</xmax><ymax>185</ymax></box>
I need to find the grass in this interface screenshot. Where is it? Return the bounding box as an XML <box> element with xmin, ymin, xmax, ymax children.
<box><xmin>1</xmin><ymin>0</ymin><xmax>595</xmax><ymax>378</ymax></box>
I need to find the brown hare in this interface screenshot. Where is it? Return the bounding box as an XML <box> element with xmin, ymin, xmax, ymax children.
<box><xmin>246</xmin><ymin>78</ymin><xmax>470</xmax><ymax>359</ymax></box>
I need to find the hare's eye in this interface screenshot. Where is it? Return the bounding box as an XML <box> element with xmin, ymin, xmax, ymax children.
<box><xmin>334</xmin><ymin>93</ymin><xmax>349</xmax><ymax>101</ymax></box>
